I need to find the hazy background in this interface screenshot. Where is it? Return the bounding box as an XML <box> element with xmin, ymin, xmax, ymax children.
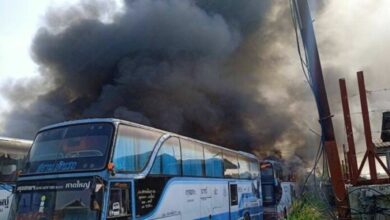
<box><xmin>1</xmin><ymin>0</ymin><xmax>390</xmax><ymax>176</ymax></box>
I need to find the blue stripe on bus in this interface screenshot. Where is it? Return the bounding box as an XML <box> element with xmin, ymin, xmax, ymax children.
<box><xmin>139</xmin><ymin>177</ymin><xmax>263</xmax><ymax>220</ymax></box>
<box><xmin>195</xmin><ymin>208</ymin><xmax>264</xmax><ymax>220</ymax></box>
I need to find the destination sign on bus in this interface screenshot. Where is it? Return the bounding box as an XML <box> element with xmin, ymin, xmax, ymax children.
<box><xmin>16</xmin><ymin>179</ymin><xmax>93</xmax><ymax>192</ymax></box>
<box><xmin>35</xmin><ymin>160</ymin><xmax>78</xmax><ymax>173</ymax></box>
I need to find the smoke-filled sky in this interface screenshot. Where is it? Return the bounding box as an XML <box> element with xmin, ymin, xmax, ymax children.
<box><xmin>1</xmin><ymin>0</ymin><xmax>390</xmax><ymax>174</ymax></box>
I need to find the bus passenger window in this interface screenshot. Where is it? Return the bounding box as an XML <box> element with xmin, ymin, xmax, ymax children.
<box><xmin>113</xmin><ymin>125</ymin><xmax>162</xmax><ymax>172</ymax></box>
<box><xmin>204</xmin><ymin>146</ymin><xmax>223</xmax><ymax>178</ymax></box>
<box><xmin>150</xmin><ymin>137</ymin><xmax>181</xmax><ymax>175</ymax></box>
<box><xmin>108</xmin><ymin>183</ymin><xmax>131</xmax><ymax>219</ymax></box>
<box><xmin>223</xmin><ymin>151</ymin><xmax>239</xmax><ymax>178</ymax></box>
<box><xmin>181</xmin><ymin>139</ymin><xmax>204</xmax><ymax>177</ymax></box>
<box><xmin>238</xmin><ymin>156</ymin><xmax>251</xmax><ymax>179</ymax></box>
<box><xmin>249</xmin><ymin>160</ymin><xmax>260</xmax><ymax>178</ymax></box>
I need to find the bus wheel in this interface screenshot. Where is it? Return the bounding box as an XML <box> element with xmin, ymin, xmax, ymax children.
<box><xmin>244</xmin><ymin>212</ymin><xmax>251</xmax><ymax>220</ymax></box>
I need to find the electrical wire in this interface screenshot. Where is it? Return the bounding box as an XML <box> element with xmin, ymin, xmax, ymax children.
<box><xmin>348</xmin><ymin>186</ymin><xmax>390</xmax><ymax>196</ymax></box>
<box><xmin>313</xmin><ymin>144</ymin><xmax>338</xmax><ymax>219</ymax></box>
<box><xmin>289</xmin><ymin>0</ymin><xmax>313</xmax><ymax>89</ymax></box>
<box><xmin>289</xmin><ymin>2</ymin><xmax>340</xmax><ymax>218</ymax></box>
<box><xmin>297</xmin><ymin>138</ymin><xmax>338</xmax><ymax>219</ymax></box>
<box><xmin>300</xmin><ymin>138</ymin><xmax>323</xmax><ymax>194</ymax></box>
<box><xmin>350</xmin><ymin>109</ymin><xmax>390</xmax><ymax>115</ymax></box>
<box><xmin>313</xmin><ymin>162</ymin><xmax>337</xmax><ymax>219</ymax></box>
<box><xmin>333</xmin><ymin>185</ymin><xmax>390</xmax><ymax>217</ymax></box>
<box><xmin>367</xmin><ymin>88</ymin><xmax>390</xmax><ymax>94</ymax></box>
<box><xmin>289</xmin><ymin>0</ymin><xmax>352</xmax><ymax>218</ymax></box>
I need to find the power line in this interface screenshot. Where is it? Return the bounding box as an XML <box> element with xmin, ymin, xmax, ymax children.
<box><xmin>343</xmin><ymin>88</ymin><xmax>390</xmax><ymax>98</ymax></box>
<box><xmin>289</xmin><ymin>0</ymin><xmax>313</xmax><ymax>89</ymax></box>
<box><xmin>367</xmin><ymin>88</ymin><xmax>390</xmax><ymax>94</ymax></box>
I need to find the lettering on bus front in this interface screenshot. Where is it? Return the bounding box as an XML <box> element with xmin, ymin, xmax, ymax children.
<box><xmin>16</xmin><ymin>179</ymin><xmax>92</xmax><ymax>192</ymax></box>
<box><xmin>65</xmin><ymin>180</ymin><xmax>91</xmax><ymax>189</ymax></box>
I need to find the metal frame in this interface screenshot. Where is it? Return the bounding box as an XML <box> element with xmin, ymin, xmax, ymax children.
<box><xmin>339</xmin><ymin>79</ymin><xmax>359</xmax><ymax>185</ymax></box>
<box><xmin>339</xmin><ymin>72</ymin><xmax>390</xmax><ymax>186</ymax></box>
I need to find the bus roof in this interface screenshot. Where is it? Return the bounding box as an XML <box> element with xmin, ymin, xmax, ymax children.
<box><xmin>38</xmin><ymin>118</ymin><xmax>259</xmax><ymax>161</ymax></box>
<box><xmin>0</xmin><ymin>136</ymin><xmax>32</xmax><ymax>154</ymax></box>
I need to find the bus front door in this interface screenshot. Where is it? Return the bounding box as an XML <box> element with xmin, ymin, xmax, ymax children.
<box><xmin>106</xmin><ymin>182</ymin><xmax>132</xmax><ymax>220</ymax></box>
<box><xmin>228</xmin><ymin>182</ymin><xmax>238</xmax><ymax>220</ymax></box>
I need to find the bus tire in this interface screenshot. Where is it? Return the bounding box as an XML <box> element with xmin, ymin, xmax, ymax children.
<box><xmin>244</xmin><ymin>212</ymin><xmax>251</xmax><ymax>220</ymax></box>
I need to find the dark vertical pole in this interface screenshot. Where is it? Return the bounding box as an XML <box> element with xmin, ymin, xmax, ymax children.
<box><xmin>339</xmin><ymin>78</ymin><xmax>359</xmax><ymax>184</ymax></box>
<box><xmin>387</xmin><ymin>152</ymin><xmax>390</xmax><ymax>171</ymax></box>
<box><xmin>357</xmin><ymin>71</ymin><xmax>377</xmax><ymax>181</ymax></box>
<box><xmin>293</xmin><ymin>0</ymin><xmax>349</xmax><ymax>218</ymax></box>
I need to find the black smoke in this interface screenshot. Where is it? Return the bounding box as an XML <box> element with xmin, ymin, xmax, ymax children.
<box><xmin>1</xmin><ymin>0</ymin><xmax>313</xmax><ymax>156</ymax></box>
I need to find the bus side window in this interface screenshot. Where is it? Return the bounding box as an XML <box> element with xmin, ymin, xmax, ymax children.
<box><xmin>181</xmin><ymin>139</ymin><xmax>204</xmax><ymax>177</ymax></box>
<box><xmin>204</xmin><ymin>145</ymin><xmax>223</xmax><ymax>178</ymax></box>
<box><xmin>238</xmin><ymin>156</ymin><xmax>251</xmax><ymax>179</ymax></box>
<box><xmin>150</xmin><ymin>137</ymin><xmax>181</xmax><ymax>175</ymax></box>
<box><xmin>113</xmin><ymin>125</ymin><xmax>162</xmax><ymax>172</ymax></box>
<box><xmin>108</xmin><ymin>183</ymin><xmax>131</xmax><ymax>219</ymax></box>
<box><xmin>223</xmin><ymin>151</ymin><xmax>239</xmax><ymax>178</ymax></box>
<box><xmin>250</xmin><ymin>160</ymin><xmax>260</xmax><ymax>178</ymax></box>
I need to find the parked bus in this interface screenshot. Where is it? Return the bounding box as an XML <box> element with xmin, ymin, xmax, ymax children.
<box><xmin>260</xmin><ymin>160</ymin><xmax>295</xmax><ymax>220</ymax></box>
<box><xmin>0</xmin><ymin>137</ymin><xmax>32</xmax><ymax>219</ymax></box>
<box><xmin>9</xmin><ymin>118</ymin><xmax>263</xmax><ymax>220</ymax></box>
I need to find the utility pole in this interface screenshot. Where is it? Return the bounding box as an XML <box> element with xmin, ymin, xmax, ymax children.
<box><xmin>292</xmin><ymin>0</ymin><xmax>350</xmax><ymax>218</ymax></box>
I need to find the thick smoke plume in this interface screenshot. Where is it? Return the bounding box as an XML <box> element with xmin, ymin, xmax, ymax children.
<box><xmin>1</xmin><ymin>0</ymin><xmax>323</xmax><ymax>168</ymax></box>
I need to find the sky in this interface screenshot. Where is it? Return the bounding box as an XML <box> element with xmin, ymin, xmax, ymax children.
<box><xmin>0</xmin><ymin>0</ymin><xmax>63</xmax><ymax>110</ymax></box>
<box><xmin>1</xmin><ymin>0</ymin><xmax>390</xmax><ymax>176</ymax></box>
<box><xmin>0</xmin><ymin>0</ymin><xmax>99</xmax><ymax>111</ymax></box>
<box><xmin>0</xmin><ymin>0</ymin><xmax>44</xmax><ymax>109</ymax></box>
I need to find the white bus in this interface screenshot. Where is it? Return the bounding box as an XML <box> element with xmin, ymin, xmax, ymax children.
<box><xmin>10</xmin><ymin>118</ymin><xmax>263</xmax><ymax>219</ymax></box>
<box><xmin>0</xmin><ymin>137</ymin><xmax>32</xmax><ymax>219</ymax></box>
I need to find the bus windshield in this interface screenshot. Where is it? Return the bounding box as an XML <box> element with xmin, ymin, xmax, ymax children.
<box><xmin>25</xmin><ymin>123</ymin><xmax>113</xmax><ymax>174</ymax></box>
<box><xmin>13</xmin><ymin>178</ymin><xmax>101</xmax><ymax>220</ymax></box>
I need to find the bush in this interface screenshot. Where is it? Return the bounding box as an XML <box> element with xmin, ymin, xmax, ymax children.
<box><xmin>288</xmin><ymin>193</ymin><xmax>333</xmax><ymax>220</ymax></box>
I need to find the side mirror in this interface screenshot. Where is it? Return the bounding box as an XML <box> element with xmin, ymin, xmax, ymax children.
<box><xmin>107</xmin><ymin>162</ymin><xmax>116</xmax><ymax>176</ymax></box>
